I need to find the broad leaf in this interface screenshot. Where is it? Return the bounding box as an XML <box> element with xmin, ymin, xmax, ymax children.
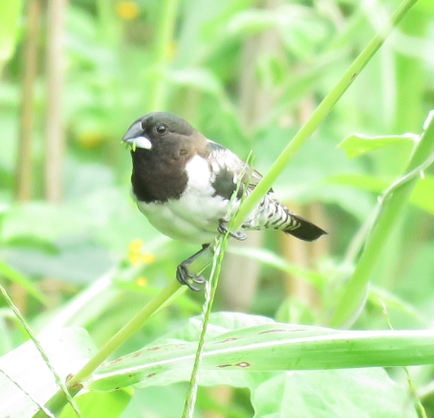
<box><xmin>251</xmin><ymin>369</ymin><xmax>417</xmax><ymax>418</ymax></box>
<box><xmin>85</xmin><ymin>314</ymin><xmax>434</xmax><ymax>391</ymax></box>
<box><xmin>0</xmin><ymin>328</ymin><xmax>96</xmax><ymax>418</ymax></box>
<box><xmin>85</xmin><ymin>314</ymin><xmax>420</xmax><ymax>418</ymax></box>
<box><xmin>338</xmin><ymin>133</ymin><xmax>417</xmax><ymax>159</ymax></box>
<box><xmin>328</xmin><ymin>173</ymin><xmax>434</xmax><ymax>215</ymax></box>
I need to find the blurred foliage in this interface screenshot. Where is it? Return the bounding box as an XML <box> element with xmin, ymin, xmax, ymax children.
<box><xmin>1</xmin><ymin>0</ymin><xmax>434</xmax><ymax>416</ymax></box>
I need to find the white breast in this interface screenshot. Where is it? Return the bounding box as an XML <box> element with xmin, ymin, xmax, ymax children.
<box><xmin>135</xmin><ymin>155</ymin><xmax>233</xmax><ymax>245</ymax></box>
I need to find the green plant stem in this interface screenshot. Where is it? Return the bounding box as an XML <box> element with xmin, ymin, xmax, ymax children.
<box><xmin>381</xmin><ymin>302</ymin><xmax>427</xmax><ymax>418</ymax></box>
<box><xmin>183</xmin><ymin>159</ymin><xmax>251</xmax><ymax>417</ymax></box>
<box><xmin>330</xmin><ymin>114</ymin><xmax>434</xmax><ymax>328</ymax></box>
<box><xmin>33</xmin><ymin>280</ymin><xmax>186</xmax><ymax>417</ymax></box>
<box><xmin>187</xmin><ymin>0</ymin><xmax>419</xmax><ymax>276</ymax></box>
<box><xmin>0</xmin><ymin>285</ymin><xmax>69</xmax><ymax>418</ymax></box>
<box><xmin>31</xmin><ymin>1</ymin><xmax>419</xmax><ymax>415</ymax></box>
<box><xmin>34</xmin><ymin>236</ymin><xmax>213</xmax><ymax>417</ymax></box>
<box><xmin>229</xmin><ymin>0</ymin><xmax>418</xmax><ymax>232</ymax></box>
<box><xmin>149</xmin><ymin>0</ymin><xmax>179</xmax><ymax>111</ymax></box>
<box><xmin>32</xmin><ymin>387</ymin><xmax>82</xmax><ymax>418</ymax></box>
<box><xmin>182</xmin><ymin>234</ymin><xmax>229</xmax><ymax>418</ymax></box>
<box><xmin>69</xmin><ymin>280</ymin><xmax>184</xmax><ymax>387</ymax></box>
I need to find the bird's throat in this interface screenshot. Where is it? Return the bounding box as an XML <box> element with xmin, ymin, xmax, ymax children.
<box><xmin>131</xmin><ymin>151</ymin><xmax>188</xmax><ymax>203</ymax></box>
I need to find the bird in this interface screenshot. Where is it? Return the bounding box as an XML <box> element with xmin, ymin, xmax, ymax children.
<box><xmin>122</xmin><ymin>111</ymin><xmax>326</xmax><ymax>291</ymax></box>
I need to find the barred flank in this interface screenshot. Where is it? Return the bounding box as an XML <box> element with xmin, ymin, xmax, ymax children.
<box><xmin>242</xmin><ymin>193</ymin><xmax>326</xmax><ymax>242</ymax></box>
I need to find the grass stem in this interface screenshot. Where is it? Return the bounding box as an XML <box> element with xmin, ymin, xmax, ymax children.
<box><xmin>330</xmin><ymin>113</ymin><xmax>434</xmax><ymax>327</ymax></box>
<box><xmin>33</xmin><ymin>280</ymin><xmax>186</xmax><ymax>417</ymax></box>
<box><xmin>230</xmin><ymin>0</ymin><xmax>418</xmax><ymax>232</ymax></box>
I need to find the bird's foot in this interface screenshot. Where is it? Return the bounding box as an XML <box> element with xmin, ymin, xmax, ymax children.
<box><xmin>176</xmin><ymin>263</ymin><xmax>206</xmax><ymax>292</ymax></box>
<box><xmin>218</xmin><ymin>219</ymin><xmax>247</xmax><ymax>241</ymax></box>
<box><xmin>176</xmin><ymin>244</ymin><xmax>210</xmax><ymax>291</ymax></box>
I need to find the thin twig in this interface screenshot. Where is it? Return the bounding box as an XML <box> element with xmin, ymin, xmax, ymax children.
<box><xmin>0</xmin><ymin>368</ymin><xmax>55</xmax><ymax>418</ymax></box>
<box><xmin>182</xmin><ymin>154</ymin><xmax>253</xmax><ymax>417</ymax></box>
<box><xmin>229</xmin><ymin>0</ymin><xmax>419</xmax><ymax>233</ymax></box>
<box><xmin>0</xmin><ymin>285</ymin><xmax>81</xmax><ymax>417</ymax></box>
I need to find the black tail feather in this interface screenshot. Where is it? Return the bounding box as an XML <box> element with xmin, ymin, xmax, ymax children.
<box><xmin>284</xmin><ymin>214</ymin><xmax>327</xmax><ymax>242</ymax></box>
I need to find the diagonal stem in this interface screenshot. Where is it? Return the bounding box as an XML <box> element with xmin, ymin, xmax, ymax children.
<box><xmin>33</xmin><ymin>280</ymin><xmax>186</xmax><ymax>417</ymax></box>
<box><xmin>229</xmin><ymin>0</ymin><xmax>419</xmax><ymax>232</ymax></box>
<box><xmin>330</xmin><ymin>113</ymin><xmax>434</xmax><ymax>328</ymax></box>
<box><xmin>188</xmin><ymin>0</ymin><xmax>419</xmax><ymax>278</ymax></box>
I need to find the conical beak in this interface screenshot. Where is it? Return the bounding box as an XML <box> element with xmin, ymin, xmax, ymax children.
<box><xmin>121</xmin><ymin>121</ymin><xmax>152</xmax><ymax>150</ymax></box>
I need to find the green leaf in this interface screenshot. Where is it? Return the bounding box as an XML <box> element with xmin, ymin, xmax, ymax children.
<box><xmin>58</xmin><ymin>389</ymin><xmax>133</xmax><ymax>418</ymax></box>
<box><xmin>85</xmin><ymin>314</ymin><xmax>419</xmax><ymax>417</ymax></box>
<box><xmin>327</xmin><ymin>172</ymin><xmax>388</xmax><ymax>192</ymax></box>
<box><xmin>252</xmin><ymin>369</ymin><xmax>417</xmax><ymax>418</ymax></box>
<box><xmin>85</xmin><ymin>315</ymin><xmax>434</xmax><ymax>392</ymax></box>
<box><xmin>410</xmin><ymin>175</ymin><xmax>434</xmax><ymax>214</ymax></box>
<box><xmin>328</xmin><ymin>173</ymin><xmax>434</xmax><ymax>215</ymax></box>
<box><xmin>338</xmin><ymin>133</ymin><xmax>417</xmax><ymax>159</ymax></box>
<box><xmin>0</xmin><ymin>0</ymin><xmax>23</xmax><ymax>68</ymax></box>
<box><xmin>0</xmin><ymin>328</ymin><xmax>97</xmax><ymax>418</ymax></box>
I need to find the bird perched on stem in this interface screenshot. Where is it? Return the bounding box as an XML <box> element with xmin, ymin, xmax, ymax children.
<box><xmin>122</xmin><ymin>112</ymin><xmax>326</xmax><ymax>290</ymax></box>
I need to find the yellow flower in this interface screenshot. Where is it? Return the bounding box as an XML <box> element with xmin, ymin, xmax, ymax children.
<box><xmin>129</xmin><ymin>239</ymin><xmax>143</xmax><ymax>253</ymax></box>
<box><xmin>135</xmin><ymin>276</ymin><xmax>148</xmax><ymax>287</ymax></box>
<box><xmin>116</xmin><ymin>1</ymin><xmax>139</xmax><ymax>20</ymax></box>
<box><xmin>77</xmin><ymin>130</ymin><xmax>103</xmax><ymax>148</ymax></box>
<box><xmin>128</xmin><ymin>239</ymin><xmax>155</xmax><ymax>266</ymax></box>
<box><xmin>140</xmin><ymin>253</ymin><xmax>156</xmax><ymax>263</ymax></box>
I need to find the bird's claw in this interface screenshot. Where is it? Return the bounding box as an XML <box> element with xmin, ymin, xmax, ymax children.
<box><xmin>218</xmin><ymin>219</ymin><xmax>247</xmax><ymax>241</ymax></box>
<box><xmin>176</xmin><ymin>263</ymin><xmax>206</xmax><ymax>292</ymax></box>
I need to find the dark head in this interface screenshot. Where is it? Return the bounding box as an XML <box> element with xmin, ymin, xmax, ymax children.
<box><xmin>122</xmin><ymin>112</ymin><xmax>209</xmax><ymax>202</ymax></box>
<box><xmin>122</xmin><ymin>112</ymin><xmax>205</xmax><ymax>161</ymax></box>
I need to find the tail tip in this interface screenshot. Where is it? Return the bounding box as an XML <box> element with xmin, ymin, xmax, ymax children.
<box><xmin>284</xmin><ymin>215</ymin><xmax>327</xmax><ymax>242</ymax></box>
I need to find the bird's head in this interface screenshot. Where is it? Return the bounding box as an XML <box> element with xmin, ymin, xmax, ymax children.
<box><xmin>122</xmin><ymin>112</ymin><xmax>204</xmax><ymax>159</ymax></box>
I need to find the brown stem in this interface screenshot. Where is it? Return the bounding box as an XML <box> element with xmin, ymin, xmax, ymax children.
<box><xmin>15</xmin><ymin>0</ymin><xmax>42</xmax><ymax>201</ymax></box>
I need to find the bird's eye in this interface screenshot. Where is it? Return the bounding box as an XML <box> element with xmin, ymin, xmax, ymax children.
<box><xmin>156</xmin><ymin>124</ymin><xmax>168</xmax><ymax>135</ymax></box>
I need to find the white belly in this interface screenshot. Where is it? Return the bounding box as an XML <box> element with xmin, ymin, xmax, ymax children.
<box><xmin>136</xmin><ymin>198</ymin><xmax>225</xmax><ymax>244</ymax></box>
<box><xmin>134</xmin><ymin>155</ymin><xmax>235</xmax><ymax>245</ymax></box>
